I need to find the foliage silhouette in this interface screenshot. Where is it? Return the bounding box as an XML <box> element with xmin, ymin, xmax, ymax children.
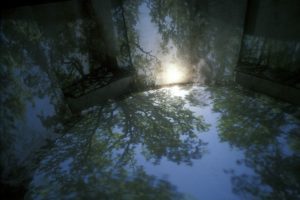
<box><xmin>27</xmin><ymin>87</ymin><xmax>210</xmax><ymax>199</ymax></box>
<box><xmin>210</xmin><ymin>86</ymin><xmax>300</xmax><ymax>199</ymax></box>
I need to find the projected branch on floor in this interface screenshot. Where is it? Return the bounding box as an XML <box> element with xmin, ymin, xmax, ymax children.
<box><xmin>28</xmin><ymin>87</ymin><xmax>210</xmax><ymax>199</ymax></box>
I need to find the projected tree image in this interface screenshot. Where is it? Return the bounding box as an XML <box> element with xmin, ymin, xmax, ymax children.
<box><xmin>27</xmin><ymin>87</ymin><xmax>210</xmax><ymax>199</ymax></box>
<box><xmin>210</xmin><ymin>86</ymin><xmax>300</xmax><ymax>200</ymax></box>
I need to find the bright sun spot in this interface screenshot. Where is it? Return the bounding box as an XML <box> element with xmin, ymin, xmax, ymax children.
<box><xmin>163</xmin><ymin>63</ymin><xmax>185</xmax><ymax>84</ymax></box>
<box><xmin>168</xmin><ymin>85</ymin><xmax>188</xmax><ymax>97</ymax></box>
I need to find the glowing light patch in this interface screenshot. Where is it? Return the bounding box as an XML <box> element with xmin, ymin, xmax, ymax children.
<box><xmin>163</xmin><ymin>63</ymin><xmax>185</xmax><ymax>84</ymax></box>
<box><xmin>168</xmin><ymin>85</ymin><xmax>188</xmax><ymax>97</ymax></box>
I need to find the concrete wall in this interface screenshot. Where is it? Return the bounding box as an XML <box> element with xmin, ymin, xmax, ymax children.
<box><xmin>239</xmin><ymin>0</ymin><xmax>300</xmax><ymax>72</ymax></box>
<box><xmin>244</xmin><ymin>0</ymin><xmax>300</xmax><ymax>41</ymax></box>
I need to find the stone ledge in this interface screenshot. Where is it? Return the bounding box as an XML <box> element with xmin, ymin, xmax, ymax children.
<box><xmin>235</xmin><ymin>70</ymin><xmax>300</xmax><ymax>106</ymax></box>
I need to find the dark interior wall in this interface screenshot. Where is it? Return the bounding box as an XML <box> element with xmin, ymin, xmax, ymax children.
<box><xmin>206</xmin><ymin>0</ymin><xmax>247</xmax><ymax>81</ymax></box>
<box><xmin>239</xmin><ymin>0</ymin><xmax>300</xmax><ymax>73</ymax></box>
<box><xmin>0</xmin><ymin>0</ymin><xmax>125</xmax><ymax>184</ymax></box>
<box><xmin>244</xmin><ymin>0</ymin><xmax>300</xmax><ymax>41</ymax></box>
<box><xmin>1</xmin><ymin>0</ymin><xmax>126</xmax><ymax>86</ymax></box>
